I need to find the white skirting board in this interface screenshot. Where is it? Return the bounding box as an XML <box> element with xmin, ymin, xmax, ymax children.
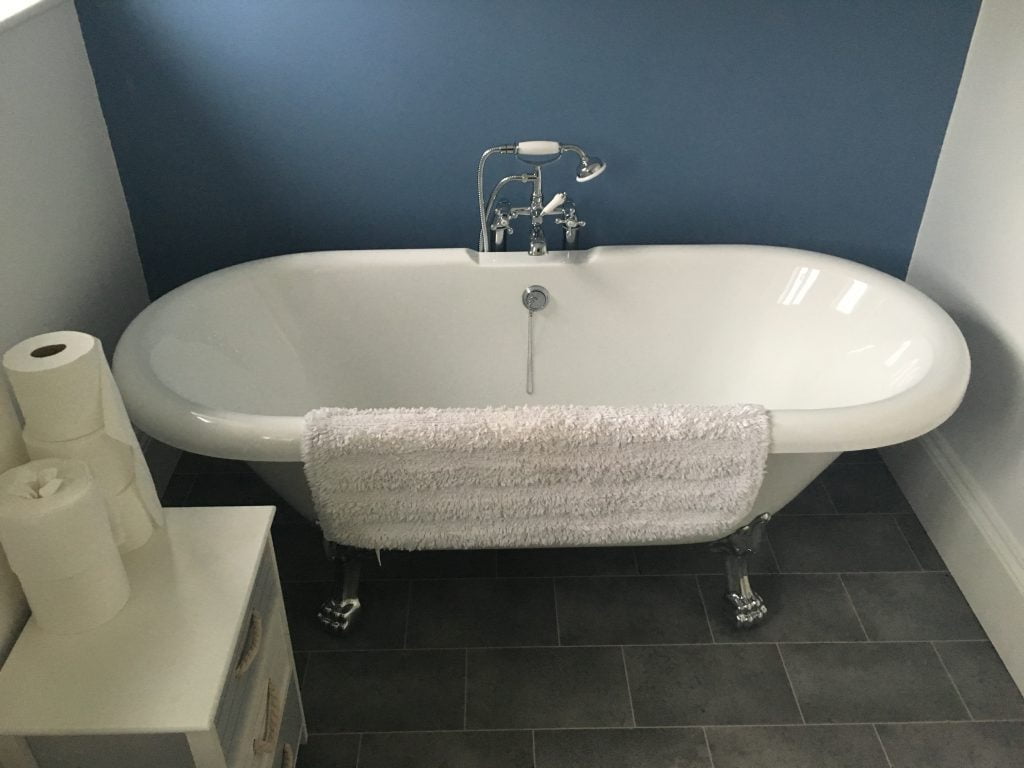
<box><xmin>883</xmin><ymin>434</ymin><xmax>1024</xmax><ymax>694</ymax></box>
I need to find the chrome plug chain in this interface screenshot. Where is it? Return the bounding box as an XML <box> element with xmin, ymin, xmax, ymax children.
<box><xmin>521</xmin><ymin>285</ymin><xmax>549</xmax><ymax>395</ymax></box>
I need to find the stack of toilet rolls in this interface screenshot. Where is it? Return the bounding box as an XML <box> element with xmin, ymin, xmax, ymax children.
<box><xmin>0</xmin><ymin>387</ymin><xmax>29</xmax><ymax>654</ymax></box>
<box><xmin>3</xmin><ymin>331</ymin><xmax>163</xmax><ymax>553</ymax></box>
<box><xmin>0</xmin><ymin>458</ymin><xmax>130</xmax><ymax>633</ymax></box>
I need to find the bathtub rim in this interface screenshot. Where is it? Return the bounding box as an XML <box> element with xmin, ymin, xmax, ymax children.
<box><xmin>112</xmin><ymin>244</ymin><xmax>971</xmax><ymax>461</ymax></box>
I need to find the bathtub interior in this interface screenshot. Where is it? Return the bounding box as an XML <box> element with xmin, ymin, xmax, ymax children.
<box><xmin>137</xmin><ymin>246</ymin><xmax>940</xmax><ymax>419</ymax></box>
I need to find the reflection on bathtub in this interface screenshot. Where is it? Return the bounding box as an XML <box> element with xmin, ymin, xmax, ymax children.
<box><xmin>777</xmin><ymin>266</ymin><xmax>821</xmax><ymax>306</ymax></box>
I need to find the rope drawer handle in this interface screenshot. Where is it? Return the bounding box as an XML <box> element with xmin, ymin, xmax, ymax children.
<box><xmin>253</xmin><ymin>678</ymin><xmax>283</xmax><ymax>755</ymax></box>
<box><xmin>234</xmin><ymin>610</ymin><xmax>263</xmax><ymax>677</ymax></box>
<box><xmin>282</xmin><ymin>743</ymin><xmax>295</xmax><ymax>768</ymax></box>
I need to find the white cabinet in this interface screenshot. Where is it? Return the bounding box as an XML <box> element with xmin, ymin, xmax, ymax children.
<box><xmin>0</xmin><ymin>507</ymin><xmax>306</xmax><ymax>768</ymax></box>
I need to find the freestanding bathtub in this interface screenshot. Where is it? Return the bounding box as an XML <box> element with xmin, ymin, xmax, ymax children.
<box><xmin>113</xmin><ymin>244</ymin><xmax>969</xmax><ymax>627</ymax></box>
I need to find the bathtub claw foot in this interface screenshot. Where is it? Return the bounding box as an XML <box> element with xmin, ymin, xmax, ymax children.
<box><xmin>726</xmin><ymin>589</ymin><xmax>767</xmax><ymax>628</ymax></box>
<box><xmin>318</xmin><ymin>540</ymin><xmax>366</xmax><ymax>635</ymax></box>
<box><xmin>317</xmin><ymin>596</ymin><xmax>362</xmax><ymax>634</ymax></box>
<box><xmin>713</xmin><ymin>513</ymin><xmax>772</xmax><ymax>630</ymax></box>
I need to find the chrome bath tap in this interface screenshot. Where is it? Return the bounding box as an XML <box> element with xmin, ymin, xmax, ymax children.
<box><xmin>476</xmin><ymin>141</ymin><xmax>605</xmax><ymax>254</ymax></box>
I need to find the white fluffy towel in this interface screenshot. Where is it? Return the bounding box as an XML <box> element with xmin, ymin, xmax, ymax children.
<box><xmin>302</xmin><ymin>404</ymin><xmax>771</xmax><ymax>550</ymax></box>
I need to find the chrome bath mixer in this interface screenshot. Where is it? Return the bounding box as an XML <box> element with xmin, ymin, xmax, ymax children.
<box><xmin>476</xmin><ymin>141</ymin><xmax>605</xmax><ymax>255</ymax></box>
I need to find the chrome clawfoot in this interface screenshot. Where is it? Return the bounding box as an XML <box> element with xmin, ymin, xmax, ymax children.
<box><xmin>713</xmin><ymin>513</ymin><xmax>771</xmax><ymax>629</ymax></box>
<box><xmin>317</xmin><ymin>541</ymin><xmax>365</xmax><ymax>635</ymax></box>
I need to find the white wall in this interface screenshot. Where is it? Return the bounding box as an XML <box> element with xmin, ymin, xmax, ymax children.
<box><xmin>0</xmin><ymin>0</ymin><xmax>150</xmax><ymax>663</ymax></box>
<box><xmin>884</xmin><ymin>0</ymin><xmax>1024</xmax><ymax>689</ymax></box>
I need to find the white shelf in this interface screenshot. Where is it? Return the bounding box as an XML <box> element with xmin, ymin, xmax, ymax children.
<box><xmin>0</xmin><ymin>506</ymin><xmax>275</xmax><ymax>736</ymax></box>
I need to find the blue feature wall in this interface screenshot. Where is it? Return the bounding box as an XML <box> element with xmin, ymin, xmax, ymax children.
<box><xmin>75</xmin><ymin>0</ymin><xmax>979</xmax><ymax>297</ymax></box>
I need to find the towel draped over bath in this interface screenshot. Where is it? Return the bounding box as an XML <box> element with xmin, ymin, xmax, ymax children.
<box><xmin>301</xmin><ymin>404</ymin><xmax>771</xmax><ymax>550</ymax></box>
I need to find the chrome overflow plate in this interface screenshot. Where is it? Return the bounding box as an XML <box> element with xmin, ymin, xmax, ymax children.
<box><xmin>522</xmin><ymin>285</ymin><xmax>549</xmax><ymax>312</ymax></box>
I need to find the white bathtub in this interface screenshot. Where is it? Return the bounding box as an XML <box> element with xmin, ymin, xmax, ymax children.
<box><xmin>113</xmin><ymin>245</ymin><xmax>969</xmax><ymax>544</ymax></box>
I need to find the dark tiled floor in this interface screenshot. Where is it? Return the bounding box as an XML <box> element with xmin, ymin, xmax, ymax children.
<box><xmin>163</xmin><ymin>451</ymin><xmax>1024</xmax><ymax>768</ymax></box>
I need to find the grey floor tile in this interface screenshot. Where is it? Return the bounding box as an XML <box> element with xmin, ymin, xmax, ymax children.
<box><xmin>835</xmin><ymin>450</ymin><xmax>883</xmax><ymax>464</ymax></box>
<box><xmin>769</xmin><ymin>516</ymin><xmax>919</xmax><ymax>573</ymax></box>
<box><xmin>781</xmin><ymin>642</ymin><xmax>969</xmax><ymax>723</ymax></box>
<box><xmin>174</xmin><ymin>451</ymin><xmax>249</xmax><ymax>474</ymax></box>
<box><xmin>406</xmin><ymin>578</ymin><xmax>557</xmax><ymax>648</ymax></box>
<box><xmin>364</xmin><ymin>549</ymin><xmax>496</xmax><ymax>580</ymax></box>
<box><xmin>294</xmin><ymin>652</ymin><xmax>308</xmax><ymax>684</ymax></box>
<box><xmin>555</xmin><ymin>575</ymin><xmax>711</xmax><ymax>645</ymax></box>
<box><xmin>896</xmin><ymin>515</ymin><xmax>947</xmax><ymax>570</ymax></box>
<box><xmin>636</xmin><ymin>540</ymin><xmax>777</xmax><ymax>575</ymax></box>
<box><xmin>358</xmin><ymin>731</ymin><xmax>534</xmax><ymax>768</ymax></box>
<box><xmin>496</xmin><ymin>546</ymin><xmax>637</xmax><ymax>576</ymax></box>
<box><xmin>775</xmin><ymin>480</ymin><xmax>836</xmax><ymax>516</ymax></box>
<box><xmin>706</xmin><ymin>725</ymin><xmax>889</xmax><ymax>768</ymax></box>
<box><xmin>821</xmin><ymin>462</ymin><xmax>913</xmax><ymax>515</ymax></box>
<box><xmin>700</xmin><ymin>574</ymin><xmax>865</xmax><ymax>642</ymax></box>
<box><xmin>624</xmin><ymin>645</ymin><xmax>801</xmax><ymax>726</ymax></box>
<box><xmin>842</xmin><ymin>572</ymin><xmax>985</xmax><ymax>641</ymax></box>
<box><xmin>877</xmin><ymin>722</ymin><xmax>1024</xmax><ymax>768</ymax></box>
<box><xmin>467</xmin><ymin>646</ymin><xmax>632</xmax><ymax>729</ymax></box>
<box><xmin>272</xmin><ymin>523</ymin><xmax>333</xmax><ymax>582</ymax></box>
<box><xmin>302</xmin><ymin>650</ymin><xmax>464</xmax><ymax>732</ymax></box>
<box><xmin>935</xmin><ymin>641</ymin><xmax>1024</xmax><ymax>720</ymax></box>
<box><xmin>160</xmin><ymin>474</ymin><xmax>194</xmax><ymax>506</ymax></box>
<box><xmin>283</xmin><ymin>581</ymin><xmax>409</xmax><ymax>651</ymax></box>
<box><xmin>534</xmin><ymin>727</ymin><xmax>711</xmax><ymax>768</ymax></box>
<box><xmin>187</xmin><ymin>471</ymin><xmax>288</xmax><ymax>507</ymax></box>
<box><xmin>295</xmin><ymin>734</ymin><xmax>360</xmax><ymax>768</ymax></box>
<box><xmin>272</xmin><ymin>502</ymin><xmax>310</xmax><ymax>528</ymax></box>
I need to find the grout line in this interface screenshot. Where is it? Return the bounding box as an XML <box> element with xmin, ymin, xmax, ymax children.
<box><xmin>552</xmin><ymin>578</ymin><xmax>562</xmax><ymax>646</ymax></box>
<box><xmin>631</xmin><ymin>547</ymin><xmax>641</xmax><ymax>575</ymax></box>
<box><xmin>294</xmin><ymin>638</ymin><xmax>995</xmax><ymax>654</ymax></box>
<box><xmin>620</xmin><ymin>646</ymin><xmax>638</xmax><ymax>728</ymax></box>
<box><xmin>402</xmin><ymin>581</ymin><xmax>413</xmax><ymax>649</ymax></box>
<box><xmin>775</xmin><ymin>643</ymin><xmax>806</xmax><ymax>725</ymax></box>
<box><xmin>931</xmin><ymin>641</ymin><xmax>974</xmax><ymax>720</ymax></box>
<box><xmin>305</xmin><ymin>718</ymin><xmax>1022</xmax><ymax>737</ymax></box>
<box><xmin>463</xmin><ymin>649</ymin><xmax>470</xmax><ymax>729</ymax></box>
<box><xmin>764</xmin><ymin>531</ymin><xmax>783</xmax><ymax>573</ymax></box>
<box><xmin>702</xmin><ymin>726</ymin><xmax>717</xmax><ymax>768</ymax></box>
<box><xmin>817</xmin><ymin>478</ymin><xmax>841</xmax><ymax>515</ymax></box>
<box><xmin>893</xmin><ymin>516</ymin><xmax>926</xmax><ymax>571</ymax></box>
<box><xmin>354</xmin><ymin>732</ymin><xmax>363</xmax><ymax>768</ymax></box>
<box><xmin>531</xmin><ymin>729</ymin><xmax>537</xmax><ymax>768</ymax></box>
<box><xmin>838</xmin><ymin>574</ymin><xmax>871</xmax><ymax>641</ymax></box>
<box><xmin>694</xmin><ymin>576</ymin><xmax>718</xmax><ymax>644</ymax></box>
<box><xmin>278</xmin><ymin>565</ymin><xmax>951</xmax><ymax>586</ymax></box>
<box><xmin>872</xmin><ymin>724</ymin><xmax>894</xmax><ymax>768</ymax></box>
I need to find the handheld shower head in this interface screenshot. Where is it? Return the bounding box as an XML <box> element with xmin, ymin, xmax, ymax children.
<box><xmin>574</xmin><ymin>154</ymin><xmax>606</xmax><ymax>182</ymax></box>
<box><xmin>512</xmin><ymin>141</ymin><xmax>606</xmax><ymax>180</ymax></box>
<box><xmin>558</xmin><ymin>143</ymin><xmax>606</xmax><ymax>182</ymax></box>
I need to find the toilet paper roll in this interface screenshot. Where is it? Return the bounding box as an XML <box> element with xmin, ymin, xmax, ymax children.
<box><xmin>108</xmin><ymin>479</ymin><xmax>155</xmax><ymax>553</ymax></box>
<box><xmin>0</xmin><ymin>530</ymin><xmax>25</xmax><ymax>654</ymax></box>
<box><xmin>24</xmin><ymin>430</ymin><xmax>135</xmax><ymax>495</ymax></box>
<box><xmin>0</xmin><ymin>569</ymin><xmax>29</xmax><ymax>659</ymax></box>
<box><xmin>20</xmin><ymin>551</ymin><xmax>130</xmax><ymax>634</ymax></box>
<box><xmin>0</xmin><ymin>387</ymin><xmax>27</xmax><ymax>476</ymax></box>
<box><xmin>3</xmin><ymin>331</ymin><xmax>164</xmax><ymax>528</ymax></box>
<box><xmin>3</xmin><ymin>332</ymin><xmax>105</xmax><ymax>443</ymax></box>
<box><xmin>0</xmin><ymin>459</ymin><xmax>120</xmax><ymax>583</ymax></box>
